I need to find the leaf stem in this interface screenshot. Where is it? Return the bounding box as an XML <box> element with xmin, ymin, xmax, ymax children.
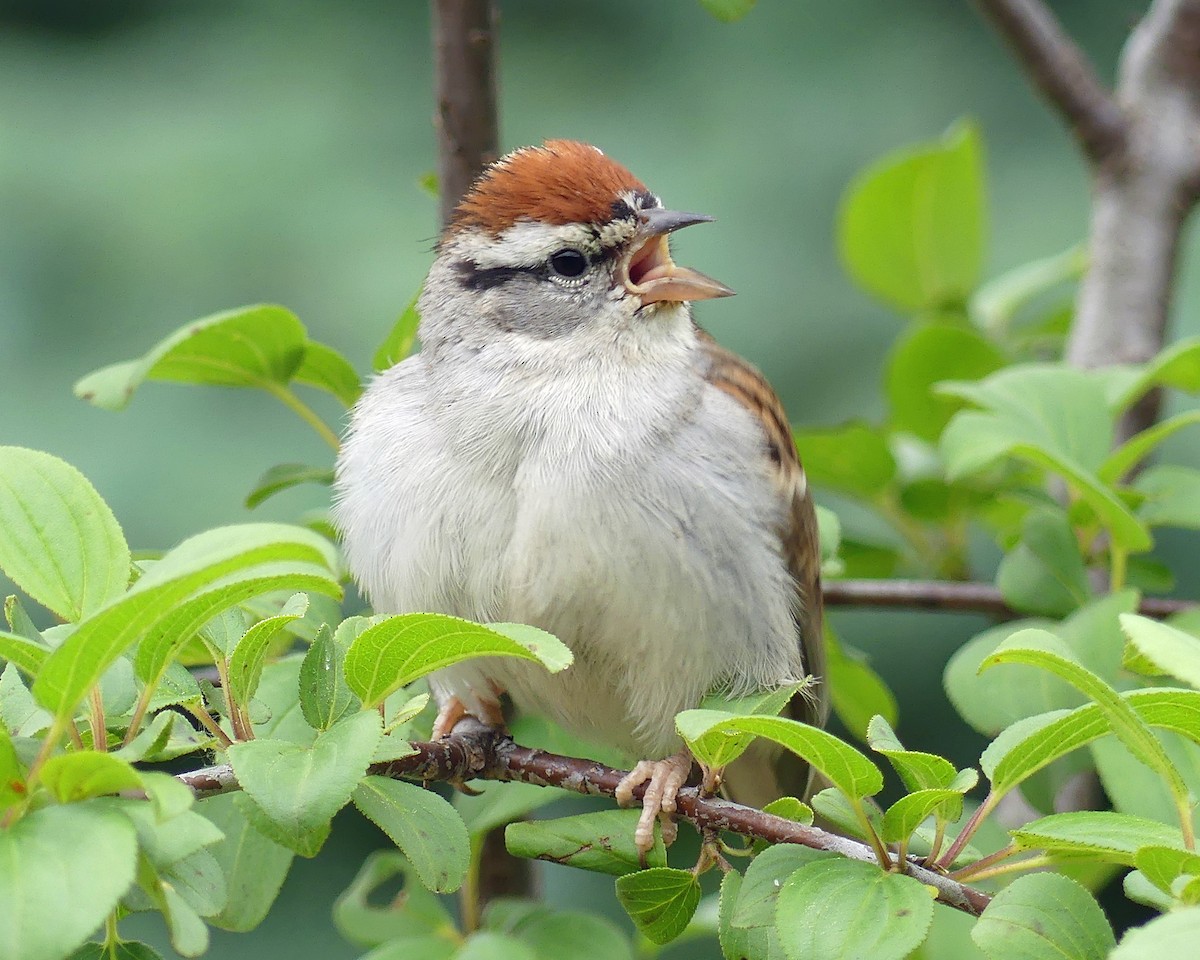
<box><xmin>1109</xmin><ymin>544</ymin><xmax>1128</xmax><ymax>592</ymax></box>
<box><xmin>935</xmin><ymin>792</ymin><xmax>997</xmax><ymax>871</ymax></box>
<box><xmin>460</xmin><ymin>834</ymin><xmax>485</xmax><ymax>932</ymax></box>
<box><xmin>948</xmin><ymin>852</ymin><xmax>1056</xmax><ymax>884</ymax></box>
<box><xmin>186</xmin><ymin>703</ymin><xmax>234</xmax><ymax>748</ymax></box>
<box><xmin>923</xmin><ymin>817</ymin><xmax>948</xmax><ymax>867</ymax></box>
<box><xmin>121</xmin><ymin>688</ymin><xmax>153</xmax><ymax>749</ymax></box>
<box><xmin>852</xmin><ymin>798</ymin><xmax>892</xmax><ymax>869</ymax></box>
<box><xmin>90</xmin><ymin>686</ymin><xmax>108</xmax><ymax>752</ymax></box>
<box><xmin>948</xmin><ymin>842</ymin><xmax>1018</xmax><ymax>882</ymax></box>
<box><xmin>268</xmin><ymin>383</ymin><xmax>341</xmax><ymax>451</ymax></box>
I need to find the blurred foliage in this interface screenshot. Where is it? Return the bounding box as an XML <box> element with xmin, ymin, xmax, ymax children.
<box><xmin>4</xmin><ymin>2</ymin><xmax>1200</xmax><ymax>960</ymax></box>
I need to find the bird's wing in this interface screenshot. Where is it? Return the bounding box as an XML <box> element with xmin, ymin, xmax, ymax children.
<box><xmin>698</xmin><ymin>331</ymin><xmax>828</xmax><ymax>804</ymax></box>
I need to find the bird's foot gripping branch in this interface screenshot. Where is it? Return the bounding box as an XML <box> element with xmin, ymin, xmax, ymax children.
<box><xmin>2</xmin><ymin>442</ymin><xmax>1198</xmax><ymax>958</ymax></box>
<box><xmin>10</xmin><ymin>106</ymin><xmax>1200</xmax><ymax>958</ymax></box>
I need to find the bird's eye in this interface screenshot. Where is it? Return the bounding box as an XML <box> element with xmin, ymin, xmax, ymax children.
<box><xmin>548</xmin><ymin>248</ymin><xmax>589</xmax><ymax>279</ymax></box>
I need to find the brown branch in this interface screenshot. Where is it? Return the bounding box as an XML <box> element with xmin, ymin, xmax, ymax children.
<box><xmin>178</xmin><ymin>722</ymin><xmax>991</xmax><ymax>918</ymax></box>
<box><xmin>977</xmin><ymin>0</ymin><xmax>1200</xmax><ymax>443</ymax></box>
<box><xmin>973</xmin><ymin>0</ymin><xmax>1126</xmax><ymax>164</ymax></box>
<box><xmin>432</xmin><ymin>0</ymin><xmax>500</xmax><ymax>227</ymax></box>
<box><xmin>822</xmin><ymin>579</ymin><xmax>1193</xmax><ymax>620</ymax></box>
<box><xmin>1069</xmin><ymin>0</ymin><xmax>1200</xmax><ymax>441</ymax></box>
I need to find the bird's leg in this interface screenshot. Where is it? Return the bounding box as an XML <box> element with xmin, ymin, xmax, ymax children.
<box><xmin>615</xmin><ymin>750</ymin><xmax>694</xmax><ymax>861</ymax></box>
<box><xmin>431</xmin><ymin>685</ymin><xmax>506</xmax><ymax>740</ymax></box>
<box><xmin>431</xmin><ymin>697</ymin><xmax>467</xmax><ymax>740</ymax></box>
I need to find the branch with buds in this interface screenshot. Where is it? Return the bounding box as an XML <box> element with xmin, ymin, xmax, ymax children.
<box><xmin>177</xmin><ymin>721</ymin><xmax>993</xmax><ymax>918</ymax></box>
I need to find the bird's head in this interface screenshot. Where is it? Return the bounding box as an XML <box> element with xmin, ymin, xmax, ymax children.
<box><xmin>421</xmin><ymin>140</ymin><xmax>733</xmax><ymax>345</ymax></box>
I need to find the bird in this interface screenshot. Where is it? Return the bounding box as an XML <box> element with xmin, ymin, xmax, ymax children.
<box><xmin>333</xmin><ymin>139</ymin><xmax>826</xmax><ymax>856</ymax></box>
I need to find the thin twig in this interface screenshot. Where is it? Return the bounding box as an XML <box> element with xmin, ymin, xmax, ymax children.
<box><xmin>177</xmin><ymin>722</ymin><xmax>992</xmax><ymax>918</ymax></box>
<box><xmin>822</xmin><ymin>579</ymin><xmax>1192</xmax><ymax>620</ymax></box>
<box><xmin>973</xmin><ymin>0</ymin><xmax>1126</xmax><ymax>164</ymax></box>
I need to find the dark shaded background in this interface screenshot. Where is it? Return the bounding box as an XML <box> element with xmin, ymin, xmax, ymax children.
<box><xmin>1</xmin><ymin>1</ymin><xmax>1194</xmax><ymax>957</ymax></box>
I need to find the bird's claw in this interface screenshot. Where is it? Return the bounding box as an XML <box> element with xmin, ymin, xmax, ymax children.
<box><xmin>615</xmin><ymin>751</ymin><xmax>693</xmax><ymax>862</ymax></box>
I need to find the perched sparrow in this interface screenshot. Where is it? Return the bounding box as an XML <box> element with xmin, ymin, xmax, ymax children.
<box><xmin>334</xmin><ymin>140</ymin><xmax>826</xmax><ymax>853</ymax></box>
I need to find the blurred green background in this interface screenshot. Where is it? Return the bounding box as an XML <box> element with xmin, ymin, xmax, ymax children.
<box><xmin>1</xmin><ymin>1</ymin><xmax>1195</xmax><ymax>957</ymax></box>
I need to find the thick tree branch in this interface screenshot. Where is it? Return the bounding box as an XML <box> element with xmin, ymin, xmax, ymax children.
<box><xmin>973</xmin><ymin>0</ymin><xmax>1126</xmax><ymax>164</ymax></box>
<box><xmin>978</xmin><ymin>0</ymin><xmax>1200</xmax><ymax>442</ymax></box>
<box><xmin>823</xmin><ymin>579</ymin><xmax>1192</xmax><ymax>620</ymax></box>
<box><xmin>177</xmin><ymin>723</ymin><xmax>992</xmax><ymax>917</ymax></box>
<box><xmin>432</xmin><ymin>0</ymin><xmax>500</xmax><ymax>228</ymax></box>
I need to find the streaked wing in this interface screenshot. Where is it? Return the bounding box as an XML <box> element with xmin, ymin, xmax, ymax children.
<box><xmin>698</xmin><ymin>330</ymin><xmax>828</xmax><ymax>802</ymax></box>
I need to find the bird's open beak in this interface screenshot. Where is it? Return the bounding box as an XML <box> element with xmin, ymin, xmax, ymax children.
<box><xmin>620</xmin><ymin>208</ymin><xmax>735</xmax><ymax>304</ymax></box>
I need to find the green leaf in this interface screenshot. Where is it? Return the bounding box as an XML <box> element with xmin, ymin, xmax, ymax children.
<box><xmin>699</xmin><ymin>0</ymin><xmax>757</xmax><ymax>23</ymax></box>
<box><xmin>505</xmin><ymin>809</ymin><xmax>666</xmax><ymax>876</ymax></box>
<box><xmin>1121</xmin><ymin>614</ymin><xmax>1200</xmax><ymax>690</ymax></box>
<box><xmin>792</xmin><ymin>422</ymin><xmax>895</xmax><ymax>498</ymax></box>
<box><xmin>0</xmin><ymin>804</ymin><xmax>137</xmax><ymax>960</ymax></box>
<box><xmin>1134</xmin><ymin>464</ymin><xmax>1200</xmax><ymax>530</ymax></box>
<box><xmin>74</xmin><ymin>304</ymin><xmax>307</xmax><ymax>409</ymax></box>
<box><xmin>882</xmin><ymin>781</ymin><xmax>975</xmax><ymax>844</ymax></box>
<box><xmin>1123</xmin><ymin>870</ymin><xmax>1177</xmax><ymax>912</ymax></box>
<box><xmin>887</xmin><ymin>323</ymin><xmax>1005</xmax><ymax>440</ymax></box>
<box><xmin>455</xmin><ymin>781</ymin><xmax>559</xmax><ymax>839</ymax></box>
<box><xmin>982</xmin><ymin>630</ymin><xmax>1191</xmax><ymax>812</ymax></box>
<box><xmin>457</xmin><ymin>933</ymin><xmax>537</xmax><ymax>960</ymax></box>
<box><xmin>762</xmin><ymin>796</ymin><xmax>814</xmax><ymax>825</ymax></box>
<box><xmin>293</xmin><ymin>340</ymin><xmax>362</xmax><ymax>406</ymax></box>
<box><xmin>838</xmin><ymin>120</ymin><xmax>984</xmax><ymax>312</ymax></box>
<box><xmin>996</xmin><ymin>507</ymin><xmax>1091</xmax><ymax>617</ymax></box>
<box><xmin>0</xmin><ymin>632</ymin><xmax>48</xmax><ymax>679</ymax></box>
<box><xmin>981</xmin><ymin>707</ymin><xmax>1102</xmax><ymax>798</ymax></box>
<box><xmin>501</xmin><ymin>910</ymin><xmax>633</xmax><ymax>960</ymax></box>
<box><xmin>1099</xmin><ymin>410</ymin><xmax>1200</xmax><ymax>483</ymax></box>
<box><xmin>34</xmin><ymin>523</ymin><xmax>338</xmax><ymax>721</ymax></box>
<box><xmin>972</xmin><ymin>243</ymin><xmax>1087</xmax><ymax>334</ymax></box>
<box><xmin>1108</xmin><ymin>337</ymin><xmax>1200</xmax><ymax>412</ymax></box>
<box><xmin>245</xmin><ymin>464</ymin><xmax>335</xmax><ymax>509</ymax></box>
<box><xmin>67</xmin><ymin>943</ymin><xmax>165</xmax><ymax>960</ymax></box>
<box><xmin>939</xmin><ymin>365</ymin><xmax>1149</xmax><ymax>550</ymax></box>
<box><xmin>1110</xmin><ymin>908</ymin><xmax>1200</xmax><ymax>958</ymax></box>
<box><xmin>684</xmin><ymin>683</ymin><xmax>810</xmax><ymax>769</ymax></box>
<box><xmin>37</xmin><ymin>750</ymin><xmax>142</xmax><ymax>802</ymax></box>
<box><xmin>1012</xmin><ymin>811</ymin><xmax>1182</xmax><ymax>865</ymax></box>
<box><xmin>5</xmin><ymin>596</ymin><xmax>43</xmax><ymax>642</ymax></box>
<box><xmin>344</xmin><ymin>615</ymin><xmax>572</xmax><ymax>709</ymax></box>
<box><xmin>775</xmin><ymin>857</ymin><xmax>934</xmax><ymax>960</ymax></box>
<box><xmin>300</xmin><ymin>622</ymin><xmax>362</xmax><ymax>731</ymax></box>
<box><xmin>227</xmin><ymin>593</ymin><xmax>309</xmax><ymax>710</ymax></box>
<box><xmin>0</xmin><ymin>447</ymin><xmax>129</xmax><ymax>622</ymax></box>
<box><xmin>201</xmin><ymin>792</ymin><xmax>294</xmax><ymax>932</ymax></box>
<box><xmin>946</xmin><ymin>592</ymin><xmax>1138</xmax><ymax>736</ymax></box>
<box><xmin>1134</xmin><ymin>844</ymin><xmax>1200</xmax><ymax>895</ymax></box>
<box><xmin>676</xmin><ymin>711</ymin><xmax>883</xmax><ymax>799</ymax></box>
<box><xmin>122</xmin><ymin>804</ymin><xmax>223</xmax><ymax>873</ymax></box>
<box><xmin>614</xmin><ymin>867</ymin><xmax>701</xmax><ymax>946</ymax></box>
<box><xmin>228</xmin><ymin>710</ymin><xmax>382</xmax><ymax>856</ymax></box>
<box><xmin>971</xmin><ymin>872</ymin><xmax>1114</xmax><ymax>960</ymax></box>
<box><xmin>826</xmin><ymin>636</ymin><xmax>898</xmax><ymax>741</ymax></box>
<box><xmin>719</xmin><ymin>845</ymin><xmax>830</xmax><ymax>960</ymax></box>
<box><xmin>333</xmin><ymin>851</ymin><xmax>455</xmax><ymax>949</ymax></box>
<box><xmin>866</xmin><ymin>715</ymin><xmax>957</xmax><ymax>791</ymax></box>
<box><xmin>353</xmin><ymin>776</ymin><xmax>470</xmax><ymax>893</ymax></box>
<box><xmin>140</xmin><ymin>860</ymin><xmax>209</xmax><ymax>957</ymax></box>
<box><xmin>0</xmin><ymin>727</ymin><xmax>25</xmax><ymax>812</ymax></box>
<box><xmin>374</xmin><ymin>287</ymin><xmax>423</xmax><ymax>372</ymax></box>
